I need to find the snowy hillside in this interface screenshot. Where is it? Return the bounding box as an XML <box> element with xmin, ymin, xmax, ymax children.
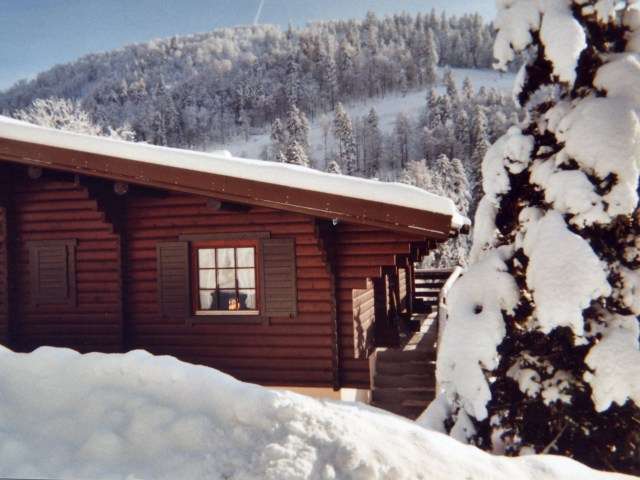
<box><xmin>0</xmin><ymin>11</ymin><xmax>497</xmax><ymax>151</ymax></box>
<box><xmin>0</xmin><ymin>346</ymin><xmax>631</xmax><ymax>480</ymax></box>
<box><xmin>222</xmin><ymin>67</ymin><xmax>515</xmax><ymax>166</ymax></box>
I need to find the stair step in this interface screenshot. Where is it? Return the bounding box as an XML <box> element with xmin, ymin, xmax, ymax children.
<box><xmin>403</xmin><ymin>399</ymin><xmax>431</xmax><ymax>408</ymax></box>
<box><xmin>377</xmin><ymin>348</ymin><xmax>436</xmax><ymax>362</ymax></box>
<box><xmin>414</xmin><ymin>270</ymin><xmax>453</xmax><ymax>279</ymax></box>
<box><xmin>414</xmin><ymin>296</ymin><xmax>439</xmax><ymax>302</ymax></box>
<box><xmin>370</xmin><ymin>401</ymin><xmax>425</xmax><ymax>419</ymax></box>
<box><xmin>376</xmin><ymin>360</ymin><xmax>435</xmax><ymax>375</ymax></box>
<box><xmin>372</xmin><ymin>387</ymin><xmax>436</xmax><ymax>403</ymax></box>
<box><xmin>374</xmin><ymin>373</ymin><xmax>435</xmax><ymax>389</ymax></box>
<box><xmin>413</xmin><ymin>299</ymin><xmax>438</xmax><ymax>307</ymax></box>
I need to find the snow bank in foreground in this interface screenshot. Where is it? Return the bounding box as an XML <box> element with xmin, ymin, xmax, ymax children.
<box><xmin>0</xmin><ymin>347</ymin><xmax>629</xmax><ymax>480</ymax></box>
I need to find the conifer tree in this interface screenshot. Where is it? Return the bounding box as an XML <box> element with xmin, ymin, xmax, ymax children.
<box><xmin>326</xmin><ymin>159</ymin><xmax>342</xmax><ymax>174</ymax></box>
<box><xmin>364</xmin><ymin>108</ymin><xmax>382</xmax><ymax>176</ymax></box>
<box><xmin>333</xmin><ymin>102</ymin><xmax>357</xmax><ymax>175</ymax></box>
<box><xmin>286</xmin><ymin>104</ymin><xmax>309</xmax><ymax>153</ymax></box>
<box><xmin>442</xmin><ymin>68</ymin><xmax>458</xmax><ymax>102</ymax></box>
<box><xmin>270</xmin><ymin>118</ymin><xmax>286</xmax><ymax>161</ymax></box>
<box><xmin>469</xmin><ymin>104</ymin><xmax>490</xmax><ymax>216</ymax></box>
<box><xmin>282</xmin><ymin>139</ymin><xmax>309</xmax><ymax>167</ymax></box>
<box><xmin>461</xmin><ymin>76</ymin><xmax>474</xmax><ymax>101</ymax></box>
<box><xmin>423</xmin><ymin>28</ymin><xmax>439</xmax><ymax>85</ymax></box>
<box><xmin>427</xmin><ymin>1</ymin><xmax>640</xmax><ymax>474</ymax></box>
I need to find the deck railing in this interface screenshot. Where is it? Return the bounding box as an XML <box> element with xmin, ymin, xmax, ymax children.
<box><xmin>412</xmin><ymin>266</ymin><xmax>464</xmax><ymax>394</ymax></box>
<box><xmin>435</xmin><ymin>266</ymin><xmax>464</xmax><ymax>351</ymax></box>
<box><xmin>412</xmin><ymin>268</ymin><xmax>454</xmax><ymax>314</ymax></box>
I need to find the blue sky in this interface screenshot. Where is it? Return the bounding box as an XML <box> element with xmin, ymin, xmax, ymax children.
<box><xmin>0</xmin><ymin>0</ymin><xmax>495</xmax><ymax>91</ymax></box>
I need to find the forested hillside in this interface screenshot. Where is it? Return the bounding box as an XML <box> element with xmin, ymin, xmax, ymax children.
<box><xmin>0</xmin><ymin>11</ymin><xmax>495</xmax><ymax>149</ymax></box>
<box><xmin>0</xmin><ymin>10</ymin><xmax>520</xmax><ymax>266</ymax></box>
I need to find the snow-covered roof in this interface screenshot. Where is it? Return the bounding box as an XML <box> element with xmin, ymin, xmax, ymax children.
<box><xmin>0</xmin><ymin>116</ymin><xmax>468</xmax><ymax>236</ymax></box>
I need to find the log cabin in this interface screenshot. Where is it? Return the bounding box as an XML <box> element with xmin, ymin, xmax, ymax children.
<box><xmin>0</xmin><ymin>116</ymin><xmax>467</xmax><ymax>406</ymax></box>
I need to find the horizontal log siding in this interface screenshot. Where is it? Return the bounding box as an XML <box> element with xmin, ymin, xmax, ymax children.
<box><xmin>334</xmin><ymin>223</ymin><xmax>427</xmax><ymax>388</ymax></box>
<box><xmin>124</xmin><ymin>192</ymin><xmax>334</xmax><ymax>387</ymax></box>
<box><xmin>398</xmin><ymin>266</ymin><xmax>408</xmax><ymax>314</ymax></box>
<box><xmin>0</xmin><ymin>206</ymin><xmax>8</xmax><ymax>344</ymax></box>
<box><xmin>10</xmin><ymin>176</ymin><xmax>122</xmax><ymax>352</ymax></box>
<box><xmin>352</xmin><ymin>279</ymin><xmax>375</xmax><ymax>359</ymax></box>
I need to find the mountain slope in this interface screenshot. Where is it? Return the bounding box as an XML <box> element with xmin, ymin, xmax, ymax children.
<box><xmin>0</xmin><ymin>11</ymin><xmax>495</xmax><ymax>150</ymax></box>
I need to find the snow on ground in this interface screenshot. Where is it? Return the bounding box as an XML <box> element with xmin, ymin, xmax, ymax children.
<box><xmin>221</xmin><ymin>67</ymin><xmax>516</xmax><ymax>166</ymax></box>
<box><xmin>0</xmin><ymin>346</ymin><xmax>631</xmax><ymax>480</ymax></box>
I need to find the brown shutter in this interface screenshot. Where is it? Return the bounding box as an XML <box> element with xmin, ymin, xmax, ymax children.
<box><xmin>261</xmin><ymin>238</ymin><xmax>297</xmax><ymax>317</ymax></box>
<box><xmin>0</xmin><ymin>207</ymin><xmax>9</xmax><ymax>343</ymax></box>
<box><xmin>28</xmin><ymin>240</ymin><xmax>77</xmax><ymax>307</ymax></box>
<box><xmin>157</xmin><ymin>241</ymin><xmax>190</xmax><ymax>318</ymax></box>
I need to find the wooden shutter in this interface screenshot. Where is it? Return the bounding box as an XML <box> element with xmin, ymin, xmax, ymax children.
<box><xmin>0</xmin><ymin>207</ymin><xmax>9</xmax><ymax>342</ymax></box>
<box><xmin>28</xmin><ymin>240</ymin><xmax>77</xmax><ymax>307</ymax></box>
<box><xmin>261</xmin><ymin>238</ymin><xmax>297</xmax><ymax>317</ymax></box>
<box><xmin>157</xmin><ymin>241</ymin><xmax>190</xmax><ymax>318</ymax></box>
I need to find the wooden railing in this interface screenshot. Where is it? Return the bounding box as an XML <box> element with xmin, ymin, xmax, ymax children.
<box><xmin>436</xmin><ymin>266</ymin><xmax>464</xmax><ymax>351</ymax></box>
<box><xmin>412</xmin><ymin>268</ymin><xmax>454</xmax><ymax>314</ymax></box>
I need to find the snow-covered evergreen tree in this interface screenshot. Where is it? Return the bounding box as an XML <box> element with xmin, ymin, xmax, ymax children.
<box><xmin>326</xmin><ymin>159</ymin><xmax>342</xmax><ymax>174</ymax></box>
<box><xmin>462</xmin><ymin>77</ymin><xmax>474</xmax><ymax>101</ymax></box>
<box><xmin>282</xmin><ymin>140</ymin><xmax>309</xmax><ymax>167</ymax></box>
<box><xmin>286</xmin><ymin>104</ymin><xmax>310</xmax><ymax>154</ymax></box>
<box><xmin>393</xmin><ymin>112</ymin><xmax>412</xmax><ymax>169</ymax></box>
<box><xmin>469</xmin><ymin>104</ymin><xmax>490</xmax><ymax>217</ymax></box>
<box><xmin>427</xmin><ymin>1</ymin><xmax>640</xmax><ymax>474</ymax></box>
<box><xmin>333</xmin><ymin>102</ymin><xmax>357</xmax><ymax>175</ymax></box>
<box><xmin>363</xmin><ymin>108</ymin><xmax>383</xmax><ymax>176</ymax></box>
<box><xmin>424</xmin><ymin>28</ymin><xmax>439</xmax><ymax>85</ymax></box>
<box><xmin>270</xmin><ymin>118</ymin><xmax>286</xmax><ymax>161</ymax></box>
<box><xmin>424</xmin><ymin>154</ymin><xmax>471</xmax><ymax>267</ymax></box>
<box><xmin>442</xmin><ymin>68</ymin><xmax>458</xmax><ymax>102</ymax></box>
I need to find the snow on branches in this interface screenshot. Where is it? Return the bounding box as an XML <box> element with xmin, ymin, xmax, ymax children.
<box><xmin>430</xmin><ymin>1</ymin><xmax>640</xmax><ymax>474</ymax></box>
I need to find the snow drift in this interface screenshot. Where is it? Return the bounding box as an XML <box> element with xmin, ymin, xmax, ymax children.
<box><xmin>0</xmin><ymin>347</ymin><xmax>631</xmax><ymax>480</ymax></box>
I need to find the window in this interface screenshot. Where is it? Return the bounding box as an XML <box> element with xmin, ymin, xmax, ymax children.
<box><xmin>157</xmin><ymin>234</ymin><xmax>297</xmax><ymax>323</ymax></box>
<box><xmin>192</xmin><ymin>241</ymin><xmax>259</xmax><ymax>315</ymax></box>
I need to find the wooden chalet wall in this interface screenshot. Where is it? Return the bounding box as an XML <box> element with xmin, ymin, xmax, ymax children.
<box><xmin>331</xmin><ymin>223</ymin><xmax>428</xmax><ymax>388</ymax></box>
<box><xmin>4</xmin><ymin>167</ymin><xmax>123</xmax><ymax>353</ymax></box>
<box><xmin>124</xmin><ymin>192</ymin><xmax>336</xmax><ymax>387</ymax></box>
<box><xmin>0</xmin><ymin>161</ymin><xmax>437</xmax><ymax>392</ymax></box>
<box><xmin>351</xmin><ymin>279</ymin><xmax>376</xmax><ymax>361</ymax></box>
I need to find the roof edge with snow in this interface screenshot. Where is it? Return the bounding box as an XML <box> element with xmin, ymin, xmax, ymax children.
<box><xmin>0</xmin><ymin>116</ymin><xmax>468</xmax><ymax>238</ymax></box>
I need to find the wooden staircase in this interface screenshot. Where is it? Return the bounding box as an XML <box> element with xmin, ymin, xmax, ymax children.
<box><xmin>370</xmin><ymin>314</ymin><xmax>438</xmax><ymax>419</ymax></box>
<box><xmin>412</xmin><ymin>269</ymin><xmax>451</xmax><ymax>314</ymax></box>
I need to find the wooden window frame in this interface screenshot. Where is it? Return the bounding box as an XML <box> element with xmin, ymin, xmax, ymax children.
<box><xmin>190</xmin><ymin>239</ymin><xmax>262</xmax><ymax>319</ymax></box>
<box><xmin>180</xmin><ymin>233</ymin><xmax>269</xmax><ymax>324</ymax></box>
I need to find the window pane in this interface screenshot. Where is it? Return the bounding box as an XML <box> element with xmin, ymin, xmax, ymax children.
<box><xmin>199</xmin><ymin>290</ymin><xmax>218</xmax><ymax>310</ymax></box>
<box><xmin>237</xmin><ymin>268</ymin><xmax>256</xmax><ymax>288</ymax></box>
<box><xmin>236</xmin><ymin>248</ymin><xmax>255</xmax><ymax>268</ymax></box>
<box><xmin>239</xmin><ymin>290</ymin><xmax>256</xmax><ymax>310</ymax></box>
<box><xmin>218</xmin><ymin>269</ymin><xmax>235</xmax><ymax>289</ymax></box>
<box><xmin>198</xmin><ymin>249</ymin><xmax>216</xmax><ymax>268</ymax></box>
<box><xmin>217</xmin><ymin>248</ymin><xmax>235</xmax><ymax>268</ymax></box>
<box><xmin>218</xmin><ymin>290</ymin><xmax>239</xmax><ymax>310</ymax></box>
<box><xmin>199</xmin><ymin>270</ymin><xmax>217</xmax><ymax>289</ymax></box>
